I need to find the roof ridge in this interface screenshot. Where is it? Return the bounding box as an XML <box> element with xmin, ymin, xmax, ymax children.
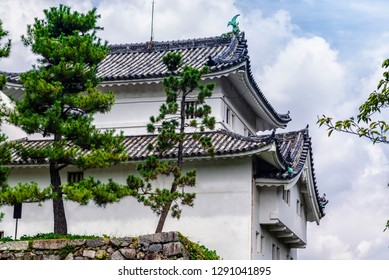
<box><xmin>214</xmin><ymin>128</ymin><xmax>260</xmax><ymax>142</ymax></box>
<box><xmin>209</xmin><ymin>34</ymin><xmax>246</xmax><ymax>65</ymax></box>
<box><xmin>15</xmin><ymin>129</ymin><xmax>260</xmax><ymax>143</ymax></box>
<box><xmin>109</xmin><ymin>35</ymin><xmax>234</xmax><ymax>54</ymax></box>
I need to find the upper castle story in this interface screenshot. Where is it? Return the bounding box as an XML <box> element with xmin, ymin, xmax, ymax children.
<box><xmin>3</xmin><ymin>32</ymin><xmax>291</xmax><ymax>137</ymax></box>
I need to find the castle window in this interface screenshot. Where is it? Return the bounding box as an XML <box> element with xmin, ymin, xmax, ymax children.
<box><xmin>272</xmin><ymin>244</ymin><xmax>280</xmax><ymax>260</ymax></box>
<box><xmin>256</xmin><ymin>232</ymin><xmax>264</xmax><ymax>255</ymax></box>
<box><xmin>282</xmin><ymin>189</ymin><xmax>290</xmax><ymax>205</ymax></box>
<box><xmin>185</xmin><ymin>101</ymin><xmax>198</xmax><ymax>119</ymax></box>
<box><xmin>300</xmin><ymin>203</ymin><xmax>304</xmax><ymax>219</ymax></box>
<box><xmin>68</xmin><ymin>171</ymin><xmax>84</xmax><ymax>184</ymax></box>
<box><xmin>226</xmin><ymin>107</ymin><xmax>235</xmax><ymax>128</ymax></box>
<box><xmin>295</xmin><ymin>199</ymin><xmax>304</xmax><ymax>218</ymax></box>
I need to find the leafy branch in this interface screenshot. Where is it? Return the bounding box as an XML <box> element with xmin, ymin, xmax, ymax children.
<box><xmin>318</xmin><ymin>59</ymin><xmax>389</xmax><ymax>144</ymax></box>
<box><xmin>0</xmin><ymin>183</ymin><xmax>52</xmax><ymax>206</ymax></box>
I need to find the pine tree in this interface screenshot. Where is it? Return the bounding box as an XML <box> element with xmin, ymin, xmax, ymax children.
<box><xmin>127</xmin><ymin>52</ymin><xmax>215</xmax><ymax>233</ymax></box>
<box><xmin>0</xmin><ymin>17</ymin><xmax>11</xmax><ymax>223</ymax></box>
<box><xmin>6</xmin><ymin>5</ymin><xmax>128</xmax><ymax>234</ymax></box>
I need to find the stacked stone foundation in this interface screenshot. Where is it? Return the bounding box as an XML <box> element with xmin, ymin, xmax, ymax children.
<box><xmin>0</xmin><ymin>231</ymin><xmax>187</xmax><ymax>260</ymax></box>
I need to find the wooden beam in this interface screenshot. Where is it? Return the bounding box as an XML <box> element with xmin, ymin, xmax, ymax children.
<box><xmin>284</xmin><ymin>238</ymin><xmax>300</xmax><ymax>243</ymax></box>
<box><xmin>268</xmin><ymin>226</ymin><xmax>286</xmax><ymax>232</ymax></box>
<box><xmin>277</xmin><ymin>232</ymin><xmax>294</xmax><ymax>238</ymax></box>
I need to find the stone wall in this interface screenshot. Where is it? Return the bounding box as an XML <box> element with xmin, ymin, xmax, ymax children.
<box><xmin>0</xmin><ymin>231</ymin><xmax>188</xmax><ymax>260</ymax></box>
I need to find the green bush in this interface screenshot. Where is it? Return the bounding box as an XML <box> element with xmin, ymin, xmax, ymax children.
<box><xmin>0</xmin><ymin>236</ymin><xmax>13</xmax><ymax>242</ymax></box>
<box><xmin>178</xmin><ymin>232</ymin><xmax>220</xmax><ymax>260</ymax></box>
<box><xmin>19</xmin><ymin>232</ymin><xmax>101</xmax><ymax>241</ymax></box>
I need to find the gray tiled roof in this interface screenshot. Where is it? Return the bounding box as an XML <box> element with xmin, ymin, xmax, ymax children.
<box><xmin>3</xmin><ymin>72</ymin><xmax>20</xmax><ymax>84</ymax></box>
<box><xmin>10</xmin><ymin>129</ymin><xmax>268</xmax><ymax>165</ymax></box>
<box><xmin>256</xmin><ymin>127</ymin><xmax>315</xmax><ymax>180</ymax></box>
<box><xmin>122</xmin><ymin>130</ymin><xmax>268</xmax><ymax>160</ymax></box>
<box><xmin>10</xmin><ymin>128</ymin><xmax>313</xmax><ymax>172</ymax></box>
<box><xmin>99</xmin><ymin>35</ymin><xmax>246</xmax><ymax>81</ymax></box>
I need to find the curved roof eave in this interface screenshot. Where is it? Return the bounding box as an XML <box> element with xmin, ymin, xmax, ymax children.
<box><xmin>302</xmin><ymin>154</ymin><xmax>323</xmax><ymax>224</ymax></box>
<box><xmin>242</xmin><ymin>62</ymin><xmax>291</xmax><ymax>128</ymax></box>
<box><xmin>225</xmin><ymin>62</ymin><xmax>290</xmax><ymax>130</ymax></box>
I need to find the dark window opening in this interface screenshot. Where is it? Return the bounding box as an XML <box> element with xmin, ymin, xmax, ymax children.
<box><xmin>185</xmin><ymin>101</ymin><xmax>199</xmax><ymax>119</ymax></box>
<box><xmin>68</xmin><ymin>172</ymin><xmax>84</xmax><ymax>183</ymax></box>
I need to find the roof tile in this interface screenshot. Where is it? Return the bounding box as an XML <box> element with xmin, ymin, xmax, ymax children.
<box><xmin>10</xmin><ymin>130</ymin><xmax>267</xmax><ymax>165</ymax></box>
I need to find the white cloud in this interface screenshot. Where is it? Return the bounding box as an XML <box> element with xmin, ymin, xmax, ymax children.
<box><xmin>243</xmin><ymin>9</ymin><xmax>296</xmax><ymax>70</ymax></box>
<box><xmin>301</xmin><ymin>141</ymin><xmax>389</xmax><ymax>259</ymax></box>
<box><xmin>307</xmin><ymin>232</ymin><xmax>354</xmax><ymax>259</ymax></box>
<box><xmin>95</xmin><ymin>0</ymin><xmax>238</xmax><ymax>44</ymax></box>
<box><xmin>260</xmin><ymin>36</ymin><xmax>347</xmax><ymax>126</ymax></box>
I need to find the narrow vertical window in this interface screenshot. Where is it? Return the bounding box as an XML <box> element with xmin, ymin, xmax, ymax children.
<box><xmin>272</xmin><ymin>244</ymin><xmax>280</xmax><ymax>260</ymax></box>
<box><xmin>226</xmin><ymin>106</ymin><xmax>235</xmax><ymax>129</ymax></box>
<box><xmin>256</xmin><ymin>232</ymin><xmax>264</xmax><ymax>255</ymax></box>
<box><xmin>300</xmin><ymin>203</ymin><xmax>304</xmax><ymax>219</ymax></box>
<box><xmin>68</xmin><ymin>171</ymin><xmax>84</xmax><ymax>183</ymax></box>
<box><xmin>185</xmin><ymin>101</ymin><xmax>198</xmax><ymax>119</ymax></box>
<box><xmin>282</xmin><ymin>189</ymin><xmax>290</xmax><ymax>204</ymax></box>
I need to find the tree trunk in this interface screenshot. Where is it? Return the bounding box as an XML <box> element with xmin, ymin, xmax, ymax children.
<box><xmin>50</xmin><ymin>160</ymin><xmax>67</xmax><ymax>235</ymax></box>
<box><xmin>155</xmin><ymin>94</ymin><xmax>187</xmax><ymax>233</ymax></box>
<box><xmin>155</xmin><ymin>204</ymin><xmax>170</xmax><ymax>233</ymax></box>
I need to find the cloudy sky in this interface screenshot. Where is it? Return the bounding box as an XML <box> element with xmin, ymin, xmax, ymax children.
<box><xmin>1</xmin><ymin>0</ymin><xmax>389</xmax><ymax>260</ymax></box>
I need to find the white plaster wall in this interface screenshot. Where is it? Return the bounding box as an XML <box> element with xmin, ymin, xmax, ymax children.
<box><xmin>94</xmin><ymin>82</ymin><xmax>231</xmax><ymax>136</ymax></box>
<box><xmin>286</xmin><ymin>184</ymin><xmax>307</xmax><ymax>243</ymax></box>
<box><xmin>93</xmin><ymin>81</ymin><xmax>259</xmax><ymax>136</ymax></box>
<box><xmin>0</xmin><ymin>157</ymin><xmax>253</xmax><ymax>260</ymax></box>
